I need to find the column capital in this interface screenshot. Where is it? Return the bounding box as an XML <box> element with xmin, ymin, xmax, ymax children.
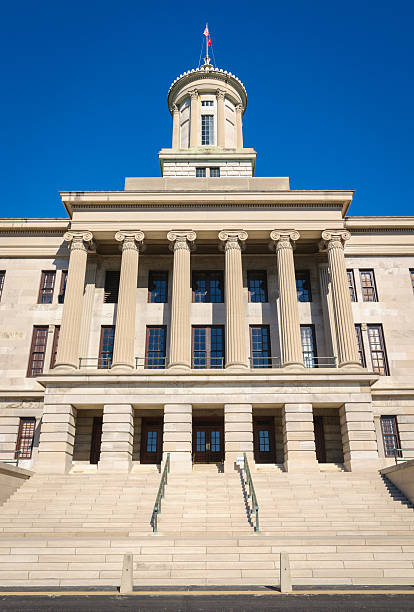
<box><xmin>218</xmin><ymin>230</ymin><xmax>248</xmax><ymax>251</ymax></box>
<box><xmin>216</xmin><ymin>88</ymin><xmax>225</xmax><ymax>101</ymax></box>
<box><xmin>189</xmin><ymin>88</ymin><xmax>199</xmax><ymax>100</ymax></box>
<box><xmin>270</xmin><ymin>230</ymin><xmax>300</xmax><ymax>250</ymax></box>
<box><xmin>115</xmin><ymin>231</ymin><xmax>145</xmax><ymax>252</ymax></box>
<box><xmin>64</xmin><ymin>231</ymin><xmax>94</xmax><ymax>252</ymax></box>
<box><xmin>167</xmin><ymin>230</ymin><xmax>197</xmax><ymax>251</ymax></box>
<box><xmin>170</xmin><ymin>103</ymin><xmax>179</xmax><ymax>114</ymax></box>
<box><xmin>235</xmin><ymin>104</ymin><xmax>244</xmax><ymax>114</ymax></box>
<box><xmin>321</xmin><ymin>229</ymin><xmax>351</xmax><ymax>250</ymax></box>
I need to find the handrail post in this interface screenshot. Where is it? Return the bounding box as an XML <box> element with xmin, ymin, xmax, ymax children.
<box><xmin>243</xmin><ymin>452</ymin><xmax>260</xmax><ymax>533</ymax></box>
<box><xmin>152</xmin><ymin>453</ymin><xmax>170</xmax><ymax>534</ymax></box>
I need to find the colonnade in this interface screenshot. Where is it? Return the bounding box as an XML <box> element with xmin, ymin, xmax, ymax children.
<box><xmin>53</xmin><ymin>229</ymin><xmax>362</xmax><ymax>372</ymax></box>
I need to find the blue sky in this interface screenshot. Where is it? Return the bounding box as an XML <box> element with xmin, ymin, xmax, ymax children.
<box><xmin>0</xmin><ymin>0</ymin><xmax>413</xmax><ymax>218</ymax></box>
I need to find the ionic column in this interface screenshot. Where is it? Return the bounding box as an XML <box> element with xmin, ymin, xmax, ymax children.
<box><xmin>236</xmin><ymin>104</ymin><xmax>243</xmax><ymax>149</ymax></box>
<box><xmin>55</xmin><ymin>231</ymin><xmax>93</xmax><ymax>370</ymax></box>
<box><xmin>167</xmin><ymin>231</ymin><xmax>196</xmax><ymax>369</ymax></box>
<box><xmin>318</xmin><ymin>263</ymin><xmax>338</xmax><ymax>359</ymax></box>
<box><xmin>98</xmin><ymin>404</ymin><xmax>134</xmax><ymax>473</ymax></box>
<box><xmin>189</xmin><ymin>89</ymin><xmax>199</xmax><ymax>148</ymax></box>
<box><xmin>270</xmin><ymin>230</ymin><xmax>304</xmax><ymax>369</ymax></box>
<box><xmin>321</xmin><ymin>231</ymin><xmax>361</xmax><ymax>368</ymax></box>
<box><xmin>219</xmin><ymin>231</ymin><xmax>248</xmax><ymax>369</ymax></box>
<box><xmin>171</xmin><ymin>104</ymin><xmax>179</xmax><ymax>149</ymax></box>
<box><xmin>216</xmin><ymin>89</ymin><xmax>225</xmax><ymax>148</ymax></box>
<box><xmin>36</xmin><ymin>404</ymin><xmax>76</xmax><ymax>473</ymax></box>
<box><xmin>111</xmin><ymin>231</ymin><xmax>145</xmax><ymax>371</ymax></box>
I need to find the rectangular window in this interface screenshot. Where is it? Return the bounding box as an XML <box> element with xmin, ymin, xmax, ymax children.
<box><xmin>201</xmin><ymin>114</ymin><xmax>214</xmax><ymax>145</ymax></box>
<box><xmin>148</xmin><ymin>271</ymin><xmax>168</xmax><ymax>303</ymax></box>
<box><xmin>347</xmin><ymin>269</ymin><xmax>357</xmax><ymax>302</ymax></box>
<box><xmin>296</xmin><ymin>270</ymin><xmax>312</xmax><ymax>302</ymax></box>
<box><xmin>367</xmin><ymin>324</ymin><xmax>389</xmax><ymax>375</ymax></box>
<box><xmin>250</xmin><ymin>325</ymin><xmax>271</xmax><ymax>368</ymax></box>
<box><xmin>300</xmin><ymin>325</ymin><xmax>317</xmax><ymax>368</ymax></box>
<box><xmin>410</xmin><ymin>269</ymin><xmax>414</xmax><ymax>293</ymax></box>
<box><xmin>27</xmin><ymin>326</ymin><xmax>48</xmax><ymax>377</ymax></box>
<box><xmin>247</xmin><ymin>270</ymin><xmax>268</xmax><ymax>303</ymax></box>
<box><xmin>15</xmin><ymin>417</ymin><xmax>36</xmax><ymax>460</ymax></box>
<box><xmin>192</xmin><ymin>325</ymin><xmax>224</xmax><ymax>369</ymax></box>
<box><xmin>0</xmin><ymin>271</ymin><xmax>5</xmax><ymax>301</ymax></box>
<box><xmin>58</xmin><ymin>270</ymin><xmax>68</xmax><ymax>304</ymax></box>
<box><xmin>360</xmin><ymin>269</ymin><xmax>378</xmax><ymax>302</ymax></box>
<box><xmin>355</xmin><ymin>324</ymin><xmax>366</xmax><ymax>368</ymax></box>
<box><xmin>196</xmin><ymin>167</ymin><xmax>206</xmax><ymax>177</ymax></box>
<box><xmin>192</xmin><ymin>271</ymin><xmax>224</xmax><ymax>303</ymax></box>
<box><xmin>201</xmin><ymin>100</ymin><xmax>214</xmax><ymax>106</ymax></box>
<box><xmin>104</xmin><ymin>271</ymin><xmax>120</xmax><ymax>303</ymax></box>
<box><xmin>98</xmin><ymin>326</ymin><xmax>115</xmax><ymax>369</ymax></box>
<box><xmin>50</xmin><ymin>325</ymin><xmax>60</xmax><ymax>369</ymax></box>
<box><xmin>380</xmin><ymin>416</ymin><xmax>401</xmax><ymax>457</ymax></box>
<box><xmin>38</xmin><ymin>271</ymin><xmax>56</xmax><ymax>304</ymax></box>
<box><xmin>145</xmin><ymin>326</ymin><xmax>167</xmax><ymax>369</ymax></box>
<box><xmin>210</xmin><ymin>167</ymin><xmax>220</xmax><ymax>177</ymax></box>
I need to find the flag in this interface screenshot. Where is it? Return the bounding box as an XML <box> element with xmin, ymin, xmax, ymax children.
<box><xmin>203</xmin><ymin>25</ymin><xmax>209</xmax><ymax>37</ymax></box>
<box><xmin>208</xmin><ymin>35</ymin><xmax>211</xmax><ymax>47</ymax></box>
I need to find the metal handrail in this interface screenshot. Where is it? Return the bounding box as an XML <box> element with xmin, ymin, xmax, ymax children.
<box><xmin>243</xmin><ymin>452</ymin><xmax>259</xmax><ymax>532</ymax></box>
<box><xmin>79</xmin><ymin>357</ymin><xmax>112</xmax><ymax>369</ymax></box>
<box><xmin>0</xmin><ymin>450</ymin><xmax>20</xmax><ymax>467</ymax></box>
<box><xmin>303</xmin><ymin>356</ymin><xmax>337</xmax><ymax>368</ymax></box>
<box><xmin>135</xmin><ymin>356</ymin><xmax>168</xmax><ymax>369</ymax></box>
<box><xmin>249</xmin><ymin>356</ymin><xmax>281</xmax><ymax>369</ymax></box>
<box><xmin>191</xmin><ymin>356</ymin><xmax>225</xmax><ymax>369</ymax></box>
<box><xmin>393</xmin><ymin>448</ymin><xmax>414</xmax><ymax>464</ymax></box>
<box><xmin>152</xmin><ymin>453</ymin><xmax>170</xmax><ymax>533</ymax></box>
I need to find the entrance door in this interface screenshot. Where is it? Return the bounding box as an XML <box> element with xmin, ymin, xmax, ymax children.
<box><xmin>140</xmin><ymin>418</ymin><xmax>163</xmax><ymax>464</ymax></box>
<box><xmin>313</xmin><ymin>415</ymin><xmax>327</xmax><ymax>463</ymax></box>
<box><xmin>192</xmin><ymin>423</ymin><xmax>224</xmax><ymax>463</ymax></box>
<box><xmin>253</xmin><ymin>417</ymin><xmax>276</xmax><ymax>463</ymax></box>
<box><xmin>90</xmin><ymin>416</ymin><xmax>103</xmax><ymax>464</ymax></box>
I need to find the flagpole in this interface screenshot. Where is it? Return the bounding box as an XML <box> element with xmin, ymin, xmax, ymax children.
<box><xmin>206</xmin><ymin>22</ymin><xmax>209</xmax><ymax>63</ymax></box>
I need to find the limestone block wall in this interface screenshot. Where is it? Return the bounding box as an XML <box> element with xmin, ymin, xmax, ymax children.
<box><xmin>162</xmin><ymin>161</ymin><xmax>253</xmax><ymax>177</ymax></box>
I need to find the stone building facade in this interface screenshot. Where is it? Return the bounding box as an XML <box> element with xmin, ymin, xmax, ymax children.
<box><xmin>1</xmin><ymin>59</ymin><xmax>414</xmax><ymax>477</ymax></box>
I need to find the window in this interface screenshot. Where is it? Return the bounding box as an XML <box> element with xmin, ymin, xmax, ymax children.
<box><xmin>360</xmin><ymin>269</ymin><xmax>378</xmax><ymax>302</ymax></box>
<box><xmin>347</xmin><ymin>270</ymin><xmax>357</xmax><ymax>302</ymax></box>
<box><xmin>192</xmin><ymin>271</ymin><xmax>224</xmax><ymax>303</ymax></box>
<box><xmin>247</xmin><ymin>270</ymin><xmax>268</xmax><ymax>303</ymax></box>
<box><xmin>300</xmin><ymin>325</ymin><xmax>317</xmax><ymax>368</ymax></box>
<box><xmin>50</xmin><ymin>325</ymin><xmax>60</xmax><ymax>369</ymax></box>
<box><xmin>250</xmin><ymin>325</ymin><xmax>271</xmax><ymax>368</ymax></box>
<box><xmin>0</xmin><ymin>271</ymin><xmax>5</xmax><ymax>301</ymax></box>
<box><xmin>192</xmin><ymin>326</ymin><xmax>224</xmax><ymax>369</ymax></box>
<box><xmin>104</xmin><ymin>271</ymin><xmax>120</xmax><ymax>303</ymax></box>
<box><xmin>145</xmin><ymin>326</ymin><xmax>167</xmax><ymax>369</ymax></box>
<box><xmin>210</xmin><ymin>167</ymin><xmax>220</xmax><ymax>177</ymax></box>
<box><xmin>27</xmin><ymin>326</ymin><xmax>48</xmax><ymax>377</ymax></box>
<box><xmin>201</xmin><ymin>114</ymin><xmax>214</xmax><ymax>145</ymax></box>
<box><xmin>367</xmin><ymin>324</ymin><xmax>389</xmax><ymax>375</ymax></box>
<box><xmin>58</xmin><ymin>271</ymin><xmax>68</xmax><ymax>304</ymax></box>
<box><xmin>410</xmin><ymin>269</ymin><xmax>414</xmax><ymax>293</ymax></box>
<box><xmin>98</xmin><ymin>326</ymin><xmax>115</xmax><ymax>369</ymax></box>
<box><xmin>38</xmin><ymin>271</ymin><xmax>56</xmax><ymax>304</ymax></box>
<box><xmin>296</xmin><ymin>270</ymin><xmax>312</xmax><ymax>302</ymax></box>
<box><xmin>15</xmin><ymin>417</ymin><xmax>36</xmax><ymax>460</ymax></box>
<box><xmin>196</xmin><ymin>167</ymin><xmax>206</xmax><ymax>178</ymax></box>
<box><xmin>355</xmin><ymin>324</ymin><xmax>366</xmax><ymax>368</ymax></box>
<box><xmin>380</xmin><ymin>416</ymin><xmax>401</xmax><ymax>457</ymax></box>
<box><xmin>202</xmin><ymin>100</ymin><xmax>214</xmax><ymax>106</ymax></box>
<box><xmin>148</xmin><ymin>271</ymin><xmax>168</xmax><ymax>303</ymax></box>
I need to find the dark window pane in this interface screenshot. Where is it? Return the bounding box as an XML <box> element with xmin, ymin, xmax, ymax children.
<box><xmin>210</xmin><ymin>167</ymin><xmax>220</xmax><ymax>177</ymax></box>
<box><xmin>248</xmin><ymin>271</ymin><xmax>268</xmax><ymax>303</ymax></box>
<box><xmin>347</xmin><ymin>269</ymin><xmax>357</xmax><ymax>302</ymax></box>
<box><xmin>355</xmin><ymin>324</ymin><xmax>366</xmax><ymax>367</ymax></box>
<box><xmin>196</xmin><ymin>167</ymin><xmax>206</xmax><ymax>177</ymax></box>
<box><xmin>27</xmin><ymin>326</ymin><xmax>48</xmax><ymax>377</ymax></box>
<box><xmin>301</xmin><ymin>325</ymin><xmax>317</xmax><ymax>368</ymax></box>
<box><xmin>360</xmin><ymin>270</ymin><xmax>378</xmax><ymax>302</ymax></box>
<box><xmin>38</xmin><ymin>271</ymin><xmax>56</xmax><ymax>304</ymax></box>
<box><xmin>250</xmin><ymin>325</ymin><xmax>271</xmax><ymax>368</ymax></box>
<box><xmin>104</xmin><ymin>271</ymin><xmax>120</xmax><ymax>303</ymax></box>
<box><xmin>296</xmin><ymin>270</ymin><xmax>312</xmax><ymax>302</ymax></box>
<box><xmin>147</xmin><ymin>431</ymin><xmax>157</xmax><ymax>453</ymax></box>
<box><xmin>192</xmin><ymin>326</ymin><xmax>224</xmax><ymax>369</ymax></box>
<box><xmin>201</xmin><ymin>115</ymin><xmax>214</xmax><ymax>145</ymax></box>
<box><xmin>145</xmin><ymin>326</ymin><xmax>166</xmax><ymax>369</ymax></box>
<box><xmin>410</xmin><ymin>269</ymin><xmax>414</xmax><ymax>293</ymax></box>
<box><xmin>367</xmin><ymin>325</ymin><xmax>389</xmax><ymax>375</ymax></box>
<box><xmin>211</xmin><ymin>431</ymin><xmax>220</xmax><ymax>452</ymax></box>
<box><xmin>58</xmin><ymin>271</ymin><xmax>68</xmax><ymax>304</ymax></box>
<box><xmin>148</xmin><ymin>271</ymin><xmax>168</xmax><ymax>303</ymax></box>
<box><xmin>15</xmin><ymin>417</ymin><xmax>36</xmax><ymax>459</ymax></box>
<box><xmin>99</xmin><ymin>326</ymin><xmax>115</xmax><ymax>369</ymax></box>
<box><xmin>192</xmin><ymin>271</ymin><xmax>224</xmax><ymax>303</ymax></box>
<box><xmin>381</xmin><ymin>416</ymin><xmax>401</xmax><ymax>457</ymax></box>
<box><xmin>0</xmin><ymin>271</ymin><xmax>5</xmax><ymax>301</ymax></box>
<box><xmin>259</xmin><ymin>430</ymin><xmax>270</xmax><ymax>452</ymax></box>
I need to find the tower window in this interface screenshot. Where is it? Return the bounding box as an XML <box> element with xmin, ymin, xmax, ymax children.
<box><xmin>196</xmin><ymin>168</ymin><xmax>206</xmax><ymax>178</ymax></box>
<box><xmin>201</xmin><ymin>115</ymin><xmax>214</xmax><ymax>145</ymax></box>
<box><xmin>210</xmin><ymin>167</ymin><xmax>220</xmax><ymax>177</ymax></box>
<box><xmin>202</xmin><ymin>100</ymin><xmax>214</xmax><ymax>106</ymax></box>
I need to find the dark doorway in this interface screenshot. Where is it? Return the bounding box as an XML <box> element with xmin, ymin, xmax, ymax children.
<box><xmin>313</xmin><ymin>415</ymin><xmax>327</xmax><ymax>463</ymax></box>
<box><xmin>90</xmin><ymin>416</ymin><xmax>103</xmax><ymax>464</ymax></box>
<box><xmin>140</xmin><ymin>418</ymin><xmax>163</xmax><ymax>464</ymax></box>
<box><xmin>253</xmin><ymin>417</ymin><xmax>276</xmax><ymax>463</ymax></box>
<box><xmin>192</xmin><ymin>421</ymin><xmax>224</xmax><ymax>463</ymax></box>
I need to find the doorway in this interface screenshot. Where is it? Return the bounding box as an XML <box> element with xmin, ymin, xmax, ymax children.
<box><xmin>253</xmin><ymin>417</ymin><xmax>276</xmax><ymax>463</ymax></box>
<box><xmin>140</xmin><ymin>417</ymin><xmax>163</xmax><ymax>464</ymax></box>
<box><xmin>313</xmin><ymin>415</ymin><xmax>327</xmax><ymax>463</ymax></box>
<box><xmin>192</xmin><ymin>421</ymin><xmax>224</xmax><ymax>463</ymax></box>
<box><xmin>90</xmin><ymin>416</ymin><xmax>103</xmax><ymax>464</ymax></box>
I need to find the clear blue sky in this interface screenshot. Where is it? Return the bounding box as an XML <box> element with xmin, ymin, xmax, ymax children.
<box><xmin>1</xmin><ymin>0</ymin><xmax>413</xmax><ymax>218</ymax></box>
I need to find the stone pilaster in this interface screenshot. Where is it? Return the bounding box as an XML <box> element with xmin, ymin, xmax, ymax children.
<box><xmin>36</xmin><ymin>404</ymin><xmax>76</xmax><ymax>473</ymax></box>
<box><xmin>321</xmin><ymin>231</ymin><xmax>361</xmax><ymax>369</ymax></box>
<box><xmin>54</xmin><ymin>231</ymin><xmax>93</xmax><ymax>370</ymax></box>
<box><xmin>98</xmin><ymin>404</ymin><xmax>134</xmax><ymax>473</ymax></box>
<box><xmin>189</xmin><ymin>89</ymin><xmax>199</xmax><ymax>148</ymax></box>
<box><xmin>270</xmin><ymin>230</ymin><xmax>304</xmax><ymax>369</ymax></box>
<box><xmin>340</xmin><ymin>402</ymin><xmax>379</xmax><ymax>471</ymax></box>
<box><xmin>167</xmin><ymin>231</ymin><xmax>196</xmax><ymax>369</ymax></box>
<box><xmin>171</xmin><ymin>104</ymin><xmax>179</xmax><ymax>149</ymax></box>
<box><xmin>163</xmin><ymin>404</ymin><xmax>192</xmax><ymax>473</ymax></box>
<box><xmin>216</xmin><ymin>89</ymin><xmax>225</xmax><ymax>148</ymax></box>
<box><xmin>111</xmin><ymin>231</ymin><xmax>145</xmax><ymax>370</ymax></box>
<box><xmin>224</xmin><ymin>404</ymin><xmax>253</xmax><ymax>472</ymax></box>
<box><xmin>283</xmin><ymin>403</ymin><xmax>319</xmax><ymax>472</ymax></box>
<box><xmin>219</xmin><ymin>231</ymin><xmax>248</xmax><ymax>369</ymax></box>
<box><xmin>236</xmin><ymin>104</ymin><xmax>243</xmax><ymax>149</ymax></box>
<box><xmin>318</xmin><ymin>263</ymin><xmax>338</xmax><ymax>359</ymax></box>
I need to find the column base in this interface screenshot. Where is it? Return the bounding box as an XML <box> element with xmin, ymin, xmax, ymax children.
<box><xmin>53</xmin><ymin>363</ymin><xmax>78</xmax><ymax>372</ymax></box>
<box><xmin>167</xmin><ymin>363</ymin><xmax>191</xmax><ymax>372</ymax></box>
<box><xmin>164</xmin><ymin>451</ymin><xmax>192</xmax><ymax>473</ymax></box>
<box><xmin>339</xmin><ymin>361</ymin><xmax>364</xmax><ymax>370</ymax></box>
<box><xmin>225</xmin><ymin>362</ymin><xmax>249</xmax><ymax>371</ymax></box>
<box><xmin>281</xmin><ymin>362</ymin><xmax>305</xmax><ymax>371</ymax></box>
<box><xmin>111</xmin><ymin>362</ymin><xmax>134</xmax><ymax>372</ymax></box>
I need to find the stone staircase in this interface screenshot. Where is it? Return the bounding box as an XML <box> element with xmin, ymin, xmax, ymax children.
<box><xmin>0</xmin><ymin>469</ymin><xmax>412</xmax><ymax>586</ymax></box>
